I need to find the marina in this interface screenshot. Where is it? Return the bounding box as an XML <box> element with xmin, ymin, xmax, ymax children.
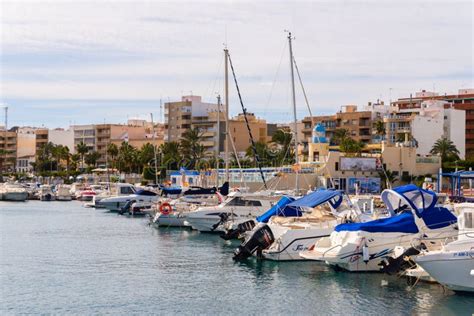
<box><xmin>1</xmin><ymin>200</ymin><xmax>473</xmax><ymax>315</ymax></box>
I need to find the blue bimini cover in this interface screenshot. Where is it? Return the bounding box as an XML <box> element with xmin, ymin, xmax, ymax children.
<box><xmin>256</xmin><ymin>196</ymin><xmax>296</xmax><ymax>223</ymax></box>
<box><xmin>161</xmin><ymin>187</ymin><xmax>182</xmax><ymax>196</ymax></box>
<box><xmin>135</xmin><ymin>189</ymin><xmax>158</xmax><ymax>196</ymax></box>
<box><xmin>335</xmin><ymin>212</ymin><xmax>419</xmax><ymax>234</ymax></box>
<box><xmin>287</xmin><ymin>189</ymin><xmax>343</xmax><ymax>209</ymax></box>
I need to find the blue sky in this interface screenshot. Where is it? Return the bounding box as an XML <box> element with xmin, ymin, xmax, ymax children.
<box><xmin>1</xmin><ymin>0</ymin><xmax>472</xmax><ymax>128</ymax></box>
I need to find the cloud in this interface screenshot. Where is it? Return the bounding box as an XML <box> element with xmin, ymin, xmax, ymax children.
<box><xmin>0</xmin><ymin>0</ymin><xmax>472</xmax><ymax>128</ymax></box>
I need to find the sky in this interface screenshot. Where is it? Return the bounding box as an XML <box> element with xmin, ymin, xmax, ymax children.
<box><xmin>1</xmin><ymin>0</ymin><xmax>473</xmax><ymax>128</ymax></box>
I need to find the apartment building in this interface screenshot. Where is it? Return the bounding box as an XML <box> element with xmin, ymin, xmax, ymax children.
<box><xmin>0</xmin><ymin>129</ymin><xmax>17</xmax><ymax>172</ymax></box>
<box><xmin>393</xmin><ymin>89</ymin><xmax>474</xmax><ymax>158</ymax></box>
<box><xmin>229</xmin><ymin>113</ymin><xmax>269</xmax><ymax>153</ymax></box>
<box><xmin>72</xmin><ymin>125</ymin><xmax>96</xmax><ymax>152</ymax></box>
<box><xmin>165</xmin><ymin>95</ymin><xmax>219</xmax><ymax>143</ymax></box>
<box><xmin>302</xmin><ymin>105</ymin><xmax>372</xmax><ymax>145</ymax></box>
<box><xmin>384</xmin><ymin>100</ymin><xmax>465</xmax><ymax>158</ymax></box>
<box><xmin>192</xmin><ymin>110</ymin><xmax>226</xmax><ymax>156</ymax></box>
<box><xmin>35</xmin><ymin>128</ymin><xmax>49</xmax><ymax>152</ymax></box>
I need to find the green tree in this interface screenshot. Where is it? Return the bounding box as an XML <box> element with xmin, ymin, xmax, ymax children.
<box><xmin>160</xmin><ymin>141</ymin><xmax>181</xmax><ymax>170</ymax></box>
<box><xmin>118</xmin><ymin>142</ymin><xmax>137</xmax><ymax>172</ymax></box>
<box><xmin>339</xmin><ymin>138</ymin><xmax>366</xmax><ymax>156</ymax></box>
<box><xmin>430</xmin><ymin>137</ymin><xmax>460</xmax><ymax>163</ymax></box>
<box><xmin>379</xmin><ymin>169</ymin><xmax>397</xmax><ymax>189</ymax></box>
<box><xmin>180</xmin><ymin>128</ymin><xmax>205</xmax><ymax>168</ymax></box>
<box><xmin>373</xmin><ymin>120</ymin><xmax>386</xmax><ymax>140</ymax></box>
<box><xmin>332</xmin><ymin>129</ymin><xmax>350</xmax><ymax>145</ymax></box>
<box><xmin>107</xmin><ymin>143</ymin><xmax>119</xmax><ymax>169</ymax></box>
<box><xmin>76</xmin><ymin>142</ymin><xmax>89</xmax><ymax>170</ymax></box>
<box><xmin>84</xmin><ymin>151</ymin><xmax>101</xmax><ymax>168</ymax></box>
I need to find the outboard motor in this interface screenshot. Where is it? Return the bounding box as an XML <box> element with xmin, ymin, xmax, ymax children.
<box><xmin>233</xmin><ymin>224</ymin><xmax>274</xmax><ymax>261</ymax></box>
<box><xmin>220</xmin><ymin>220</ymin><xmax>256</xmax><ymax>241</ymax></box>
<box><xmin>379</xmin><ymin>246</ymin><xmax>421</xmax><ymax>275</ymax></box>
<box><xmin>211</xmin><ymin>213</ymin><xmax>230</xmax><ymax>231</ymax></box>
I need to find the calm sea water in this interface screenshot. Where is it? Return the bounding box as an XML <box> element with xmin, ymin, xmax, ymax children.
<box><xmin>1</xmin><ymin>201</ymin><xmax>473</xmax><ymax>315</ymax></box>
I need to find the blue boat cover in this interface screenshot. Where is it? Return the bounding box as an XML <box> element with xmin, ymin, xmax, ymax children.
<box><xmin>135</xmin><ymin>189</ymin><xmax>158</xmax><ymax>196</ymax></box>
<box><xmin>337</xmin><ymin>184</ymin><xmax>457</xmax><ymax>233</ymax></box>
<box><xmin>256</xmin><ymin>196</ymin><xmax>297</xmax><ymax>223</ymax></box>
<box><xmin>335</xmin><ymin>212</ymin><xmax>419</xmax><ymax>234</ymax></box>
<box><xmin>421</xmin><ymin>206</ymin><xmax>457</xmax><ymax>229</ymax></box>
<box><xmin>161</xmin><ymin>187</ymin><xmax>182</xmax><ymax>195</ymax></box>
<box><xmin>287</xmin><ymin>189</ymin><xmax>343</xmax><ymax>209</ymax></box>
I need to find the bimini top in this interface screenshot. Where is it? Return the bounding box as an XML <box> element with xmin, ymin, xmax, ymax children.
<box><xmin>336</xmin><ymin>184</ymin><xmax>456</xmax><ymax>233</ymax></box>
<box><xmin>135</xmin><ymin>189</ymin><xmax>158</xmax><ymax>196</ymax></box>
<box><xmin>287</xmin><ymin>189</ymin><xmax>343</xmax><ymax>209</ymax></box>
<box><xmin>381</xmin><ymin>184</ymin><xmax>437</xmax><ymax>218</ymax></box>
<box><xmin>256</xmin><ymin>189</ymin><xmax>344</xmax><ymax>223</ymax></box>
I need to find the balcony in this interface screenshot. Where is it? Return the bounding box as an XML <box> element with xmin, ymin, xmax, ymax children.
<box><xmin>200</xmin><ymin>140</ymin><xmax>215</xmax><ymax>147</ymax></box>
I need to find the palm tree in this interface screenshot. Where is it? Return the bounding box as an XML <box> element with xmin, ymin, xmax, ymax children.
<box><xmin>430</xmin><ymin>137</ymin><xmax>460</xmax><ymax>163</ymax></box>
<box><xmin>76</xmin><ymin>142</ymin><xmax>89</xmax><ymax>170</ymax></box>
<box><xmin>70</xmin><ymin>153</ymin><xmax>81</xmax><ymax>171</ymax></box>
<box><xmin>107</xmin><ymin>143</ymin><xmax>119</xmax><ymax>169</ymax></box>
<box><xmin>84</xmin><ymin>151</ymin><xmax>101</xmax><ymax>169</ymax></box>
<box><xmin>332</xmin><ymin>129</ymin><xmax>350</xmax><ymax>145</ymax></box>
<box><xmin>180</xmin><ymin>128</ymin><xmax>205</xmax><ymax>168</ymax></box>
<box><xmin>246</xmin><ymin>141</ymin><xmax>270</xmax><ymax>167</ymax></box>
<box><xmin>118</xmin><ymin>141</ymin><xmax>137</xmax><ymax>172</ymax></box>
<box><xmin>379</xmin><ymin>170</ymin><xmax>397</xmax><ymax>189</ymax></box>
<box><xmin>373</xmin><ymin>120</ymin><xmax>386</xmax><ymax>141</ymax></box>
<box><xmin>60</xmin><ymin>146</ymin><xmax>71</xmax><ymax>172</ymax></box>
<box><xmin>160</xmin><ymin>141</ymin><xmax>181</xmax><ymax>170</ymax></box>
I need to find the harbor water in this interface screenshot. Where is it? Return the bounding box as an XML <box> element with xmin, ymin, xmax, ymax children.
<box><xmin>1</xmin><ymin>201</ymin><xmax>473</xmax><ymax>315</ymax></box>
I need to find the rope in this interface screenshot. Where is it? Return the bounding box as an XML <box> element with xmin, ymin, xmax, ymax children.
<box><xmin>227</xmin><ymin>52</ymin><xmax>268</xmax><ymax>189</ymax></box>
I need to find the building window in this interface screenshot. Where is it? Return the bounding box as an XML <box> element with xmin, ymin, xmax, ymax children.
<box><xmin>335</xmin><ymin>162</ymin><xmax>339</xmax><ymax>171</ymax></box>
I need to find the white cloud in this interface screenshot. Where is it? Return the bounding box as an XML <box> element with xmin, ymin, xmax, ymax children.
<box><xmin>0</xmin><ymin>0</ymin><xmax>472</xmax><ymax>127</ymax></box>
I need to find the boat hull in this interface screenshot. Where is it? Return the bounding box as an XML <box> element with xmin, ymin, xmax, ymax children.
<box><xmin>416</xmin><ymin>251</ymin><xmax>474</xmax><ymax>292</ymax></box>
<box><xmin>2</xmin><ymin>192</ymin><xmax>29</xmax><ymax>201</ymax></box>
<box><xmin>154</xmin><ymin>213</ymin><xmax>190</xmax><ymax>227</ymax></box>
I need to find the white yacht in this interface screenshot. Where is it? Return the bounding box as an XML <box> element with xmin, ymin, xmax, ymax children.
<box><xmin>92</xmin><ymin>183</ymin><xmax>137</xmax><ymax>208</ymax></box>
<box><xmin>233</xmin><ymin>190</ymin><xmax>381</xmax><ymax>261</ymax></box>
<box><xmin>97</xmin><ymin>188</ymin><xmax>158</xmax><ymax>212</ymax></box>
<box><xmin>414</xmin><ymin>203</ymin><xmax>474</xmax><ymax>292</ymax></box>
<box><xmin>185</xmin><ymin>191</ymin><xmax>281</xmax><ymax>233</ymax></box>
<box><xmin>55</xmin><ymin>184</ymin><xmax>72</xmax><ymax>201</ymax></box>
<box><xmin>0</xmin><ymin>183</ymin><xmax>29</xmax><ymax>201</ymax></box>
<box><xmin>39</xmin><ymin>185</ymin><xmax>55</xmax><ymax>201</ymax></box>
<box><xmin>152</xmin><ymin>194</ymin><xmax>221</xmax><ymax>227</ymax></box>
<box><xmin>300</xmin><ymin>185</ymin><xmax>458</xmax><ymax>271</ymax></box>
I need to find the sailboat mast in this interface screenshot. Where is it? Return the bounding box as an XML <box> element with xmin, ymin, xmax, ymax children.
<box><xmin>288</xmin><ymin>32</ymin><xmax>299</xmax><ymax>193</ymax></box>
<box><xmin>150</xmin><ymin>113</ymin><xmax>159</xmax><ymax>185</ymax></box>
<box><xmin>224</xmin><ymin>48</ymin><xmax>230</xmax><ymax>183</ymax></box>
<box><xmin>216</xmin><ymin>94</ymin><xmax>221</xmax><ymax>187</ymax></box>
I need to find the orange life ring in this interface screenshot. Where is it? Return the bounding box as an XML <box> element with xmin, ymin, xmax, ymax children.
<box><xmin>160</xmin><ymin>202</ymin><xmax>172</xmax><ymax>215</ymax></box>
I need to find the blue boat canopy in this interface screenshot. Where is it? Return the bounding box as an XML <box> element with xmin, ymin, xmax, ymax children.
<box><xmin>336</xmin><ymin>185</ymin><xmax>457</xmax><ymax>233</ymax></box>
<box><xmin>335</xmin><ymin>212</ymin><xmax>419</xmax><ymax>234</ymax></box>
<box><xmin>381</xmin><ymin>184</ymin><xmax>437</xmax><ymax>218</ymax></box>
<box><xmin>287</xmin><ymin>189</ymin><xmax>344</xmax><ymax>209</ymax></box>
<box><xmin>135</xmin><ymin>189</ymin><xmax>158</xmax><ymax>196</ymax></box>
<box><xmin>256</xmin><ymin>196</ymin><xmax>296</xmax><ymax>223</ymax></box>
<box><xmin>256</xmin><ymin>189</ymin><xmax>344</xmax><ymax>223</ymax></box>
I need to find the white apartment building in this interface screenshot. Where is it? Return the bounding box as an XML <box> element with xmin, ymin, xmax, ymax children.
<box><xmin>386</xmin><ymin>100</ymin><xmax>466</xmax><ymax>158</ymax></box>
<box><xmin>49</xmin><ymin>128</ymin><xmax>75</xmax><ymax>153</ymax></box>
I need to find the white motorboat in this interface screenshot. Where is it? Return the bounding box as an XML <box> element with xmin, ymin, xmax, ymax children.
<box><xmin>185</xmin><ymin>191</ymin><xmax>281</xmax><ymax>233</ymax></box>
<box><xmin>97</xmin><ymin>188</ymin><xmax>159</xmax><ymax>212</ymax></box>
<box><xmin>39</xmin><ymin>185</ymin><xmax>55</xmax><ymax>201</ymax></box>
<box><xmin>91</xmin><ymin>183</ymin><xmax>137</xmax><ymax>208</ymax></box>
<box><xmin>414</xmin><ymin>203</ymin><xmax>474</xmax><ymax>292</ymax></box>
<box><xmin>152</xmin><ymin>194</ymin><xmax>221</xmax><ymax>227</ymax></box>
<box><xmin>0</xmin><ymin>183</ymin><xmax>29</xmax><ymax>201</ymax></box>
<box><xmin>300</xmin><ymin>184</ymin><xmax>458</xmax><ymax>271</ymax></box>
<box><xmin>55</xmin><ymin>184</ymin><xmax>72</xmax><ymax>201</ymax></box>
<box><xmin>233</xmin><ymin>190</ymin><xmax>382</xmax><ymax>261</ymax></box>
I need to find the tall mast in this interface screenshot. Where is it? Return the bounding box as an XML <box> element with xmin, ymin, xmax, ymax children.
<box><xmin>288</xmin><ymin>31</ymin><xmax>299</xmax><ymax>193</ymax></box>
<box><xmin>216</xmin><ymin>94</ymin><xmax>221</xmax><ymax>187</ymax></box>
<box><xmin>150</xmin><ymin>113</ymin><xmax>159</xmax><ymax>185</ymax></box>
<box><xmin>224</xmin><ymin>48</ymin><xmax>230</xmax><ymax>182</ymax></box>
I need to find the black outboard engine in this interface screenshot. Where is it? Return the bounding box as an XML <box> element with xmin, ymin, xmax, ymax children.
<box><xmin>379</xmin><ymin>247</ymin><xmax>421</xmax><ymax>275</ymax></box>
<box><xmin>220</xmin><ymin>220</ymin><xmax>256</xmax><ymax>241</ymax></box>
<box><xmin>211</xmin><ymin>213</ymin><xmax>230</xmax><ymax>231</ymax></box>
<box><xmin>233</xmin><ymin>224</ymin><xmax>274</xmax><ymax>261</ymax></box>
